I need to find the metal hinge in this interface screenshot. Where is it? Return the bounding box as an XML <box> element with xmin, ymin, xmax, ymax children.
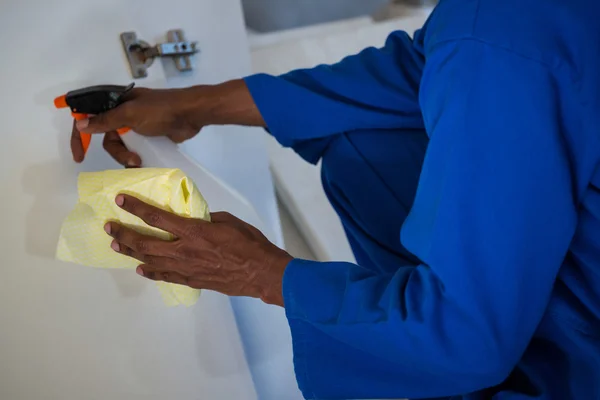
<box><xmin>120</xmin><ymin>30</ymin><xmax>199</xmax><ymax>79</ymax></box>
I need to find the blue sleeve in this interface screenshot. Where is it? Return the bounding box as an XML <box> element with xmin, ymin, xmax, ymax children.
<box><xmin>244</xmin><ymin>31</ymin><xmax>425</xmax><ymax>163</ymax></box>
<box><xmin>282</xmin><ymin>39</ymin><xmax>578</xmax><ymax>399</ymax></box>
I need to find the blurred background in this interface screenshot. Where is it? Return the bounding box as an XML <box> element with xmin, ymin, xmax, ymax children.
<box><xmin>243</xmin><ymin>0</ymin><xmax>436</xmax><ymax>32</ymax></box>
<box><xmin>241</xmin><ymin>0</ymin><xmax>435</xmax><ymax>264</ymax></box>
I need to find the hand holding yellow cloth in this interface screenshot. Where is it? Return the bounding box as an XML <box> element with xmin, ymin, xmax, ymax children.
<box><xmin>56</xmin><ymin>168</ymin><xmax>210</xmax><ymax>306</ymax></box>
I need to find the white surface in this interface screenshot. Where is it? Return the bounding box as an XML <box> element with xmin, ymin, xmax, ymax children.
<box><xmin>251</xmin><ymin>10</ymin><xmax>432</xmax><ymax>263</ymax></box>
<box><xmin>0</xmin><ymin>1</ymin><xmax>299</xmax><ymax>399</ymax></box>
<box><xmin>247</xmin><ymin>16</ymin><xmax>374</xmax><ymax>49</ymax></box>
<box><xmin>278</xmin><ymin>199</ymin><xmax>317</xmax><ymax>261</ymax></box>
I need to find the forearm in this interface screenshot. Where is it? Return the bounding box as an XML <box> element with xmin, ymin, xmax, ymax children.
<box><xmin>184</xmin><ymin>79</ymin><xmax>266</xmax><ymax>128</ymax></box>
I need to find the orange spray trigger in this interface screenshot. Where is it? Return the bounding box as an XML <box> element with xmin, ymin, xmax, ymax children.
<box><xmin>71</xmin><ymin>112</ymin><xmax>88</xmax><ymax>121</ymax></box>
<box><xmin>54</xmin><ymin>95</ymin><xmax>68</xmax><ymax>109</ymax></box>
<box><xmin>54</xmin><ymin>83</ymin><xmax>134</xmax><ymax>156</ymax></box>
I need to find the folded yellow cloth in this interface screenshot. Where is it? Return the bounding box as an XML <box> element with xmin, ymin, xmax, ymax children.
<box><xmin>56</xmin><ymin>168</ymin><xmax>210</xmax><ymax>306</ymax></box>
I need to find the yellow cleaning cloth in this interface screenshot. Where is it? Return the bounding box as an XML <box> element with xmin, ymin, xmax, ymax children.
<box><xmin>56</xmin><ymin>168</ymin><xmax>210</xmax><ymax>306</ymax></box>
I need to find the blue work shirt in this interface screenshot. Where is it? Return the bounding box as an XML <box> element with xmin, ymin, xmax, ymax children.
<box><xmin>245</xmin><ymin>0</ymin><xmax>600</xmax><ymax>398</ymax></box>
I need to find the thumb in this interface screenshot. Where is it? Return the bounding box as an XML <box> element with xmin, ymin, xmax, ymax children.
<box><xmin>76</xmin><ymin>105</ymin><xmax>131</xmax><ymax>133</ymax></box>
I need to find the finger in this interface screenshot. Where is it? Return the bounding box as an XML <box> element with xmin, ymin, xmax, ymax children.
<box><xmin>113</xmin><ymin>240</ymin><xmax>193</xmax><ymax>276</ymax></box>
<box><xmin>111</xmin><ymin>240</ymin><xmax>168</xmax><ymax>264</ymax></box>
<box><xmin>70</xmin><ymin>119</ymin><xmax>84</xmax><ymax>163</ymax></box>
<box><xmin>136</xmin><ymin>265</ymin><xmax>190</xmax><ymax>286</ymax></box>
<box><xmin>209</xmin><ymin>211</ymin><xmax>264</xmax><ymax>239</ymax></box>
<box><xmin>168</xmin><ymin>131</ymin><xmax>192</xmax><ymax>144</ymax></box>
<box><xmin>110</xmin><ymin>240</ymin><xmax>162</xmax><ymax>267</ymax></box>
<box><xmin>76</xmin><ymin>104</ymin><xmax>131</xmax><ymax>133</ymax></box>
<box><xmin>102</xmin><ymin>131</ymin><xmax>141</xmax><ymax>167</ymax></box>
<box><xmin>105</xmin><ymin>222</ymin><xmax>177</xmax><ymax>257</ymax></box>
<box><xmin>209</xmin><ymin>212</ymin><xmax>236</xmax><ymax>223</ymax></box>
<box><xmin>115</xmin><ymin>194</ymin><xmax>190</xmax><ymax>236</ymax></box>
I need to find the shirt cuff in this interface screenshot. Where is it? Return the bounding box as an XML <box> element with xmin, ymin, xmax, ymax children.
<box><xmin>244</xmin><ymin>74</ymin><xmax>342</xmax><ymax>164</ymax></box>
<box><xmin>244</xmin><ymin>73</ymin><xmax>297</xmax><ymax>148</ymax></box>
<box><xmin>283</xmin><ymin>259</ymin><xmax>352</xmax><ymax>322</ymax></box>
<box><xmin>283</xmin><ymin>259</ymin><xmax>405</xmax><ymax>399</ymax></box>
<box><xmin>283</xmin><ymin>259</ymin><xmax>350</xmax><ymax>398</ymax></box>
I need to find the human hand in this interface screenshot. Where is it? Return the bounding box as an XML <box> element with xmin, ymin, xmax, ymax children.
<box><xmin>104</xmin><ymin>194</ymin><xmax>292</xmax><ymax>306</ymax></box>
<box><xmin>71</xmin><ymin>87</ymin><xmax>204</xmax><ymax>166</ymax></box>
<box><xmin>71</xmin><ymin>80</ymin><xmax>265</xmax><ymax>167</ymax></box>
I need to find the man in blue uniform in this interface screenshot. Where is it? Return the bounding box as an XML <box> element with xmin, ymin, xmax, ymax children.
<box><xmin>73</xmin><ymin>0</ymin><xmax>600</xmax><ymax>398</ymax></box>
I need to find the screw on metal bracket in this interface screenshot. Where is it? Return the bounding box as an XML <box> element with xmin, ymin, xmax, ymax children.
<box><xmin>120</xmin><ymin>30</ymin><xmax>199</xmax><ymax>79</ymax></box>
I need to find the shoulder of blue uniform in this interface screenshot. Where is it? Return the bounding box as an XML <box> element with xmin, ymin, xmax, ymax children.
<box><xmin>421</xmin><ymin>0</ymin><xmax>595</xmax><ymax>75</ymax></box>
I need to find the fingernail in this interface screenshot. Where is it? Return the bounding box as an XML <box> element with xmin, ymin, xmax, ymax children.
<box><xmin>136</xmin><ymin>266</ymin><xmax>144</xmax><ymax>276</ymax></box>
<box><xmin>104</xmin><ymin>223</ymin><xmax>111</xmax><ymax>234</ymax></box>
<box><xmin>75</xmin><ymin>119</ymin><xmax>89</xmax><ymax>130</ymax></box>
<box><xmin>111</xmin><ymin>240</ymin><xmax>120</xmax><ymax>252</ymax></box>
<box><xmin>127</xmin><ymin>158</ymin><xmax>139</xmax><ymax>167</ymax></box>
<box><xmin>115</xmin><ymin>195</ymin><xmax>125</xmax><ymax>207</ymax></box>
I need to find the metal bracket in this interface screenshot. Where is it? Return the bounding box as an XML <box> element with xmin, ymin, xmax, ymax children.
<box><xmin>120</xmin><ymin>30</ymin><xmax>199</xmax><ymax>79</ymax></box>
